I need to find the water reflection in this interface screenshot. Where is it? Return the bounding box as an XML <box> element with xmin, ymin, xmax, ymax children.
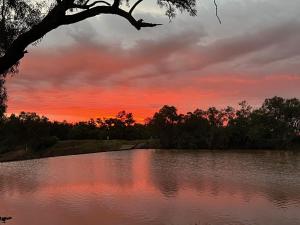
<box><xmin>0</xmin><ymin>150</ymin><xmax>300</xmax><ymax>225</ymax></box>
<box><xmin>149</xmin><ymin>151</ymin><xmax>180</xmax><ymax>197</ymax></box>
<box><xmin>150</xmin><ymin>150</ymin><xmax>300</xmax><ymax>207</ymax></box>
<box><xmin>0</xmin><ymin>160</ymin><xmax>46</xmax><ymax>195</ymax></box>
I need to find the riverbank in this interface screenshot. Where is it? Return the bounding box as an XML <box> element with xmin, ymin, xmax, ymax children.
<box><xmin>1</xmin><ymin>139</ymin><xmax>299</xmax><ymax>163</ymax></box>
<box><xmin>0</xmin><ymin>139</ymin><xmax>160</xmax><ymax>163</ymax></box>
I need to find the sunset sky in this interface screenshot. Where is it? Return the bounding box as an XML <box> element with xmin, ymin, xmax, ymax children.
<box><xmin>6</xmin><ymin>0</ymin><xmax>300</xmax><ymax>122</ymax></box>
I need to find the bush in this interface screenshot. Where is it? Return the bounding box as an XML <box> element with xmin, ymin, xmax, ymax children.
<box><xmin>32</xmin><ymin>136</ymin><xmax>59</xmax><ymax>151</ymax></box>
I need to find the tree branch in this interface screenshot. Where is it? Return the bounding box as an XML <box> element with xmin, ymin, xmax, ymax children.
<box><xmin>129</xmin><ymin>0</ymin><xmax>143</xmax><ymax>14</ymax></box>
<box><xmin>113</xmin><ymin>0</ymin><xmax>121</xmax><ymax>8</ymax></box>
<box><xmin>71</xmin><ymin>1</ymin><xmax>111</xmax><ymax>10</ymax></box>
<box><xmin>214</xmin><ymin>0</ymin><xmax>221</xmax><ymax>24</ymax></box>
<box><xmin>63</xmin><ymin>6</ymin><xmax>162</xmax><ymax>30</ymax></box>
<box><xmin>87</xmin><ymin>1</ymin><xmax>111</xmax><ymax>7</ymax></box>
<box><xmin>0</xmin><ymin>4</ymin><xmax>65</xmax><ymax>75</ymax></box>
<box><xmin>0</xmin><ymin>1</ymin><xmax>162</xmax><ymax>75</ymax></box>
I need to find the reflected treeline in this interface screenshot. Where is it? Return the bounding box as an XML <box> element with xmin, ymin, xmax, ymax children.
<box><xmin>101</xmin><ymin>151</ymin><xmax>135</xmax><ymax>188</ymax></box>
<box><xmin>0</xmin><ymin>161</ymin><xmax>45</xmax><ymax>195</ymax></box>
<box><xmin>0</xmin><ymin>148</ymin><xmax>300</xmax><ymax>213</ymax></box>
<box><xmin>0</xmin><ymin>216</ymin><xmax>12</xmax><ymax>223</ymax></box>
<box><xmin>149</xmin><ymin>151</ymin><xmax>180</xmax><ymax>197</ymax></box>
<box><xmin>148</xmin><ymin>150</ymin><xmax>300</xmax><ymax>207</ymax></box>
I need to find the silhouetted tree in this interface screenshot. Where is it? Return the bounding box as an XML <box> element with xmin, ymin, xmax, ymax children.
<box><xmin>0</xmin><ymin>112</ymin><xmax>58</xmax><ymax>152</ymax></box>
<box><xmin>0</xmin><ymin>97</ymin><xmax>299</xmax><ymax>153</ymax></box>
<box><xmin>69</xmin><ymin>120</ymin><xmax>98</xmax><ymax>139</ymax></box>
<box><xmin>227</xmin><ymin>101</ymin><xmax>252</xmax><ymax>148</ymax></box>
<box><xmin>247</xmin><ymin>97</ymin><xmax>300</xmax><ymax>149</ymax></box>
<box><xmin>176</xmin><ymin>109</ymin><xmax>210</xmax><ymax>148</ymax></box>
<box><xmin>99</xmin><ymin>110</ymin><xmax>139</xmax><ymax>139</ymax></box>
<box><xmin>148</xmin><ymin>97</ymin><xmax>300</xmax><ymax>150</ymax></box>
<box><xmin>0</xmin><ymin>77</ymin><xmax>6</xmax><ymax>119</ymax></box>
<box><xmin>149</xmin><ymin>105</ymin><xmax>182</xmax><ymax>148</ymax></box>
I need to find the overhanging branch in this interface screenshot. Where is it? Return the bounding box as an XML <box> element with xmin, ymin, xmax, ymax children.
<box><xmin>72</xmin><ymin>1</ymin><xmax>111</xmax><ymax>10</ymax></box>
<box><xmin>129</xmin><ymin>0</ymin><xmax>143</xmax><ymax>14</ymax></box>
<box><xmin>63</xmin><ymin>6</ymin><xmax>162</xmax><ymax>30</ymax></box>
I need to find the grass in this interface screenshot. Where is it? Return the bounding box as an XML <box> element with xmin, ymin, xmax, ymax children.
<box><xmin>0</xmin><ymin>139</ymin><xmax>160</xmax><ymax>163</ymax></box>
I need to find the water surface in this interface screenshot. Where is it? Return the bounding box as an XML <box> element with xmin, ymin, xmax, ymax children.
<box><xmin>1</xmin><ymin>149</ymin><xmax>300</xmax><ymax>225</ymax></box>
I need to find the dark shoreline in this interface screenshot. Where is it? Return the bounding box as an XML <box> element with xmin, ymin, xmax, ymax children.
<box><xmin>0</xmin><ymin>139</ymin><xmax>160</xmax><ymax>163</ymax></box>
<box><xmin>0</xmin><ymin>139</ymin><xmax>299</xmax><ymax>163</ymax></box>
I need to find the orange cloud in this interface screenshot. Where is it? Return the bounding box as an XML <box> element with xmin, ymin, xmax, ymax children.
<box><xmin>6</xmin><ymin>22</ymin><xmax>300</xmax><ymax>122</ymax></box>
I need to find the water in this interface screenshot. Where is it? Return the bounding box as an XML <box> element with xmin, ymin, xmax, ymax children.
<box><xmin>0</xmin><ymin>149</ymin><xmax>300</xmax><ymax>225</ymax></box>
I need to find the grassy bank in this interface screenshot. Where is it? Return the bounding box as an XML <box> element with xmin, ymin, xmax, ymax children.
<box><xmin>0</xmin><ymin>139</ymin><xmax>160</xmax><ymax>163</ymax></box>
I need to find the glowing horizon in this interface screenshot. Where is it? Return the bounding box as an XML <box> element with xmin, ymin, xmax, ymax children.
<box><xmin>5</xmin><ymin>0</ymin><xmax>300</xmax><ymax>122</ymax></box>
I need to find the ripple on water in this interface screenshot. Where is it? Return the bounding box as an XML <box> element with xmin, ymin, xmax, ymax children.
<box><xmin>0</xmin><ymin>149</ymin><xmax>300</xmax><ymax>225</ymax></box>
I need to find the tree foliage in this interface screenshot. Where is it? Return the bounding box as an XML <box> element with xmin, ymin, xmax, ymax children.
<box><xmin>149</xmin><ymin>97</ymin><xmax>300</xmax><ymax>149</ymax></box>
<box><xmin>0</xmin><ymin>77</ymin><xmax>6</xmax><ymax>119</ymax></box>
<box><xmin>1</xmin><ymin>96</ymin><xmax>299</xmax><ymax>153</ymax></box>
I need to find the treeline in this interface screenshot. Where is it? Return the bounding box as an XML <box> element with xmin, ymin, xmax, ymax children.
<box><xmin>0</xmin><ymin>111</ymin><xmax>150</xmax><ymax>153</ymax></box>
<box><xmin>0</xmin><ymin>96</ymin><xmax>300</xmax><ymax>152</ymax></box>
<box><xmin>150</xmin><ymin>97</ymin><xmax>300</xmax><ymax>149</ymax></box>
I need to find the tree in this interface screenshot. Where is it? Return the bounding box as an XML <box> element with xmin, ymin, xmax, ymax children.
<box><xmin>0</xmin><ymin>112</ymin><xmax>58</xmax><ymax>152</ymax></box>
<box><xmin>116</xmin><ymin>110</ymin><xmax>135</xmax><ymax>126</ymax></box>
<box><xmin>177</xmin><ymin>109</ymin><xmax>210</xmax><ymax>148</ymax></box>
<box><xmin>149</xmin><ymin>105</ymin><xmax>181</xmax><ymax>148</ymax></box>
<box><xmin>227</xmin><ymin>101</ymin><xmax>252</xmax><ymax>148</ymax></box>
<box><xmin>259</xmin><ymin>96</ymin><xmax>300</xmax><ymax>147</ymax></box>
<box><xmin>0</xmin><ymin>0</ymin><xmax>199</xmax><ymax>75</ymax></box>
<box><xmin>0</xmin><ymin>77</ymin><xmax>6</xmax><ymax>119</ymax></box>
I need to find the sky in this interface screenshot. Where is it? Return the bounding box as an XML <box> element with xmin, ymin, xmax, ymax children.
<box><xmin>6</xmin><ymin>0</ymin><xmax>300</xmax><ymax>122</ymax></box>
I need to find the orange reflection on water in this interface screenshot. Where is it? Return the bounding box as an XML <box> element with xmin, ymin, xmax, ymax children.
<box><xmin>0</xmin><ymin>150</ymin><xmax>300</xmax><ymax>225</ymax></box>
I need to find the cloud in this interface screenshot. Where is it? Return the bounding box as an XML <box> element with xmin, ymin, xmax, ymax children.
<box><xmin>5</xmin><ymin>1</ymin><xmax>300</xmax><ymax>121</ymax></box>
<box><xmin>15</xmin><ymin>20</ymin><xmax>300</xmax><ymax>86</ymax></box>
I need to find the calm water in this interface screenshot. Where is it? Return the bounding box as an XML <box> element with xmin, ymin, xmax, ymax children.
<box><xmin>1</xmin><ymin>149</ymin><xmax>300</xmax><ymax>225</ymax></box>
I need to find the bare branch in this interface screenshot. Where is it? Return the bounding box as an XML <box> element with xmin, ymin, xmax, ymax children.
<box><xmin>63</xmin><ymin>6</ymin><xmax>162</xmax><ymax>30</ymax></box>
<box><xmin>113</xmin><ymin>0</ymin><xmax>121</xmax><ymax>8</ymax></box>
<box><xmin>86</xmin><ymin>1</ymin><xmax>111</xmax><ymax>7</ymax></box>
<box><xmin>72</xmin><ymin>1</ymin><xmax>111</xmax><ymax>10</ymax></box>
<box><xmin>214</xmin><ymin>0</ymin><xmax>221</xmax><ymax>24</ymax></box>
<box><xmin>129</xmin><ymin>0</ymin><xmax>143</xmax><ymax>14</ymax></box>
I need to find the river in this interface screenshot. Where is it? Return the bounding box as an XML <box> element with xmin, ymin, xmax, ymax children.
<box><xmin>0</xmin><ymin>149</ymin><xmax>300</xmax><ymax>225</ymax></box>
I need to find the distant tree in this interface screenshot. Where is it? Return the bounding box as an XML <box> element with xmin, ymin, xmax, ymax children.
<box><xmin>96</xmin><ymin>111</ymin><xmax>138</xmax><ymax>139</ymax></box>
<box><xmin>49</xmin><ymin>120</ymin><xmax>72</xmax><ymax>140</ymax></box>
<box><xmin>0</xmin><ymin>112</ymin><xmax>58</xmax><ymax>152</ymax></box>
<box><xmin>204</xmin><ymin>107</ymin><xmax>227</xmax><ymax>148</ymax></box>
<box><xmin>1</xmin><ymin>97</ymin><xmax>299</xmax><ymax>153</ymax></box>
<box><xmin>152</xmin><ymin>105</ymin><xmax>180</xmax><ymax>126</ymax></box>
<box><xmin>227</xmin><ymin>101</ymin><xmax>252</xmax><ymax>148</ymax></box>
<box><xmin>116</xmin><ymin>110</ymin><xmax>135</xmax><ymax>126</ymax></box>
<box><xmin>257</xmin><ymin>97</ymin><xmax>300</xmax><ymax>148</ymax></box>
<box><xmin>261</xmin><ymin>97</ymin><xmax>300</xmax><ymax>132</ymax></box>
<box><xmin>69</xmin><ymin>120</ymin><xmax>98</xmax><ymax>139</ymax></box>
<box><xmin>125</xmin><ymin>113</ymin><xmax>135</xmax><ymax>126</ymax></box>
<box><xmin>149</xmin><ymin>105</ymin><xmax>181</xmax><ymax>148</ymax></box>
<box><xmin>176</xmin><ymin>110</ymin><xmax>210</xmax><ymax>148</ymax></box>
<box><xmin>236</xmin><ymin>101</ymin><xmax>252</xmax><ymax>119</ymax></box>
